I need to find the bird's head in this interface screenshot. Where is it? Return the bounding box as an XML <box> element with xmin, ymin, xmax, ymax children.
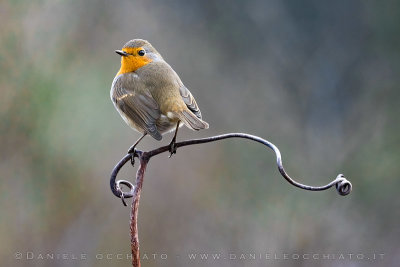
<box><xmin>115</xmin><ymin>39</ymin><xmax>163</xmax><ymax>75</ymax></box>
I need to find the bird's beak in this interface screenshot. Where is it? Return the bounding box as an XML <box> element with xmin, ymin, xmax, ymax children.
<box><xmin>115</xmin><ymin>50</ymin><xmax>129</xmax><ymax>57</ymax></box>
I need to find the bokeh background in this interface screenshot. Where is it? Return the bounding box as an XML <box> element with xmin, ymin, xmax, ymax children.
<box><xmin>1</xmin><ymin>0</ymin><xmax>399</xmax><ymax>266</ymax></box>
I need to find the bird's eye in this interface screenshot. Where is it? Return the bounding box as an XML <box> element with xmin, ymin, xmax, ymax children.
<box><xmin>138</xmin><ymin>50</ymin><xmax>145</xmax><ymax>56</ymax></box>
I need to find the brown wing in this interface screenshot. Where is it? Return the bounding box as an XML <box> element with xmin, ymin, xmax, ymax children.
<box><xmin>113</xmin><ymin>86</ymin><xmax>162</xmax><ymax>140</ymax></box>
<box><xmin>179</xmin><ymin>86</ymin><xmax>202</xmax><ymax>119</ymax></box>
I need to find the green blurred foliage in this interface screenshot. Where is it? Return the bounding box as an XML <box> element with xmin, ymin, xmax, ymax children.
<box><xmin>0</xmin><ymin>0</ymin><xmax>399</xmax><ymax>266</ymax></box>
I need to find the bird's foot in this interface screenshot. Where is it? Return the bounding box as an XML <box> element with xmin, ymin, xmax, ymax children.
<box><xmin>128</xmin><ymin>146</ymin><xmax>136</xmax><ymax>166</ymax></box>
<box><xmin>168</xmin><ymin>140</ymin><xmax>177</xmax><ymax>158</ymax></box>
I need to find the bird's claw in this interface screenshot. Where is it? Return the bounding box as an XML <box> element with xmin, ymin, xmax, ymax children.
<box><xmin>130</xmin><ymin>155</ymin><xmax>135</xmax><ymax>166</ymax></box>
<box><xmin>128</xmin><ymin>147</ymin><xmax>136</xmax><ymax>166</ymax></box>
<box><xmin>128</xmin><ymin>145</ymin><xmax>136</xmax><ymax>154</ymax></box>
<box><xmin>168</xmin><ymin>141</ymin><xmax>177</xmax><ymax>158</ymax></box>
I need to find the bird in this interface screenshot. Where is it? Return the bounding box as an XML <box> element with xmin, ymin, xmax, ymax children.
<box><xmin>110</xmin><ymin>39</ymin><xmax>209</xmax><ymax>156</ymax></box>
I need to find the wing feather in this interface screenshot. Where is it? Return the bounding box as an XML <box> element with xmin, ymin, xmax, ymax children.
<box><xmin>113</xmin><ymin>87</ymin><xmax>162</xmax><ymax>140</ymax></box>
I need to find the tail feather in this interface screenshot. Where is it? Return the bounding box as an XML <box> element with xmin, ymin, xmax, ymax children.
<box><xmin>175</xmin><ymin>110</ymin><xmax>209</xmax><ymax>130</ymax></box>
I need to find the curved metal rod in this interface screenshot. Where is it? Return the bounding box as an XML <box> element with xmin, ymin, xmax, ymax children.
<box><xmin>110</xmin><ymin>133</ymin><xmax>352</xmax><ymax>202</ymax></box>
<box><xmin>110</xmin><ymin>154</ymin><xmax>135</xmax><ymax>203</ymax></box>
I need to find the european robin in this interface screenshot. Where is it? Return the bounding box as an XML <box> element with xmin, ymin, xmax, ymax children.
<box><xmin>111</xmin><ymin>39</ymin><xmax>209</xmax><ymax>155</ymax></box>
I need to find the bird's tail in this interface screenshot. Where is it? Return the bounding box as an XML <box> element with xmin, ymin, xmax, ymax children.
<box><xmin>175</xmin><ymin>109</ymin><xmax>209</xmax><ymax>130</ymax></box>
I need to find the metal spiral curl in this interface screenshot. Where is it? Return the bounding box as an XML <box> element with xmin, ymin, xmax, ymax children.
<box><xmin>110</xmin><ymin>154</ymin><xmax>135</xmax><ymax>206</ymax></box>
<box><xmin>335</xmin><ymin>174</ymin><xmax>352</xmax><ymax>196</ymax></box>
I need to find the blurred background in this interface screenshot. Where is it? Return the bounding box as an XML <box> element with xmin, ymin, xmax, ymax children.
<box><xmin>1</xmin><ymin>0</ymin><xmax>399</xmax><ymax>266</ymax></box>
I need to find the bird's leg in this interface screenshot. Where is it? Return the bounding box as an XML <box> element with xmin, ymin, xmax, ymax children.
<box><xmin>128</xmin><ymin>133</ymin><xmax>147</xmax><ymax>153</ymax></box>
<box><xmin>128</xmin><ymin>133</ymin><xmax>147</xmax><ymax>166</ymax></box>
<box><xmin>168</xmin><ymin>121</ymin><xmax>180</xmax><ymax>158</ymax></box>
